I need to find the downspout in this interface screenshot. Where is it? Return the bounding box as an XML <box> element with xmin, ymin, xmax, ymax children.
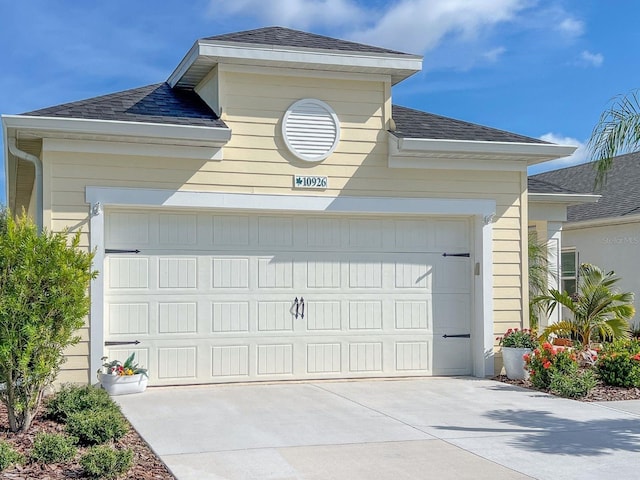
<box><xmin>7</xmin><ymin>137</ymin><xmax>43</xmax><ymax>232</ymax></box>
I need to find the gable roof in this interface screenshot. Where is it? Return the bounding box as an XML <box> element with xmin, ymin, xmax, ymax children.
<box><xmin>22</xmin><ymin>83</ymin><xmax>226</xmax><ymax>128</ymax></box>
<box><xmin>203</xmin><ymin>26</ymin><xmax>411</xmax><ymax>56</ymax></box>
<box><xmin>391</xmin><ymin>105</ymin><xmax>549</xmax><ymax>144</ymax></box>
<box><xmin>530</xmin><ymin>151</ymin><xmax>640</xmax><ymax>222</ymax></box>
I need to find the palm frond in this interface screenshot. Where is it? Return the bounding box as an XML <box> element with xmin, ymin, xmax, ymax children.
<box><xmin>588</xmin><ymin>90</ymin><xmax>640</xmax><ymax>188</ymax></box>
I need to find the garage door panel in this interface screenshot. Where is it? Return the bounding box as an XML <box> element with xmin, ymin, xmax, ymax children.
<box><xmin>212</xmin><ymin>257</ymin><xmax>249</xmax><ymax>288</ymax></box>
<box><xmin>158</xmin><ymin>302</ymin><xmax>197</xmax><ymax>334</ymax></box>
<box><xmin>211</xmin><ymin>302</ymin><xmax>250</xmax><ymax>332</ymax></box>
<box><xmin>105</xmin><ymin>210</ymin><xmax>473</xmax><ymax>385</ymax></box>
<box><xmin>158</xmin><ymin>213</ymin><xmax>197</xmax><ymax>246</ymax></box>
<box><xmin>107</xmin><ymin>257</ymin><xmax>149</xmax><ymax>289</ymax></box>
<box><xmin>107</xmin><ymin>303</ymin><xmax>150</xmax><ymax>335</ymax></box>
<box><xmin>432</xmin><ymin>337</ymin><xmax>472</xmax><ymax>375</ymax></box>
<box><xmin>348</xmin><ymin>301</ymin><xmax>383</xmax><ymax>330</ymax></box>
<box><xmin>396</xmin><ymin>342</ymin><xmax>429</xmax><ymax>371</ymax></box>
<box><xmin>395</xmin><ymin>300</ymin><xmax>431</xmax><ymax>330</ymax></box>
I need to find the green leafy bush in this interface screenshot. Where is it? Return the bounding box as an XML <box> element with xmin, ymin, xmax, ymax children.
<box><xmin>46</xmin><ymin>384</ymin><xmax>118</xmax><ymax>423</ymax></box>
<box><xmin>0</xmin><ymin>440</ymin><xmax>24</xmax><ymax>471</ymax></box>
<box><xmin>549</xmin><ymin>369</ymin><xmax>597</xmax><ymax>398</ymax></box>
<box><xmin>80</xmin><ymin>445</ymin><xmax>133</xmax><ymax>479</ymax></box>
<box><xmin>524</xmin><ymin>342</ymin><xmax>578</xmax><ymax>390</ymax></box>
<box><xmin>596</xmin><ymin>339</ymin><xmax>640</xmax><ymax>387</ymax></box>
<box><xmin>66</xmin><ymin>408</ymin><xmax>129</xmax><ymax>446</ymax></box>
<box><xmin>497</xmin><ymin>328</ymin><xmax>538</xmax><ymax>349</ymax></box>
<box><xmin>0</xmin><ymin>210</ymin><xmax>97</xmax><ymax>432</ymax></box>
<box><xmin>30</xmin><ymin>432</ymin><xmax>77</xmax><ymax>464</ymax></box>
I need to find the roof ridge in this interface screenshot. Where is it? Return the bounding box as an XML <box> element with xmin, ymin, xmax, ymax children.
<box><xmin>202</xmin><ymin>26</ymin><xmax>412</xmax><ymax>56</ymax></box>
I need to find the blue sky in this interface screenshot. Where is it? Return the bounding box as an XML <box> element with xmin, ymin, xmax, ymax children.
<box><xmin>1</xmin><ymin>0</ymin><xmax>638</xmax><ymax>202</ymax></box>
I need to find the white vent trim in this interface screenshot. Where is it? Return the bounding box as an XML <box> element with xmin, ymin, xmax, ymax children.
<box><xmin>282</xmin><ymin>99</ymin><xmax>340</xmax><ymax>162</ymax></box>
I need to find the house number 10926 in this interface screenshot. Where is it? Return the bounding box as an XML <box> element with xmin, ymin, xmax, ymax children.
<box><xmin>293</xmin><ymin>175</ymin><xmax>328</xmax><ymax>189</ymax></box>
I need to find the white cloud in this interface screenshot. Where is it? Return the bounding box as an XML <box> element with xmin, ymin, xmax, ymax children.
<box><xmin>557</xmin><ymin>17</ymin><xmax>584</xmax><ymax>37</ymax></box>
<box><xmin>528</xmin><ymin>133</ymin><xmax>590</xmax><ymax>174</ymax></box>
<box><xmin>212</xmin><ymin>0</ymin><xmax>368</xmax><ymax>30</ymax></box>
<box><xmin>483</xmin><ymin>46</ymin><xmax>506</xmax><ymax>63</ymax></box>
<box><xmin>579</xmin><ymin>50</ymin><xmax>604</xmax><ymax>67</ymax></box>
<box><xmin>349</xmin><ymin>0</ymin><xmax>530</xmax><ymax>54</ymax></box>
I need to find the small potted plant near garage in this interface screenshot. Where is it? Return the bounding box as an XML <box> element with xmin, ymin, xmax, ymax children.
<box><xmin>498</xmin><ymin>328</ymin><xmax>538</xmax><ymax>380</ymax></box>
<box><xmin>98</xmin><ymin>353</ymin><xmax>148</xmax><ymax>395</ymax></box>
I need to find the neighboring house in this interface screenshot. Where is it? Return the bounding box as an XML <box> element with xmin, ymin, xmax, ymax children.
<box><xmin>531</xmin><ymin>152</ymin><xmax>640</xmax><ymax>323</ymax></box>
<box><xmin>3</xmin><ymin>27</ymin><xmax>581</xmax><ymax>385</ymax></box>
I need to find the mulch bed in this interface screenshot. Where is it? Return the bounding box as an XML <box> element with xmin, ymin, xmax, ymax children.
<box><xmin>494</xmin><ymin>375</ymin><xmax>640</xmax><ymax>402</ymax></box>
<box><xmin>0</xmin><ymin>401</ymin><xmax>175</xmax><ymax>479</ymax></box>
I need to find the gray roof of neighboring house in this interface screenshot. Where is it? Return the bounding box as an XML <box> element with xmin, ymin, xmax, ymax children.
<box><xmin>22</xmin><ymin>83</ymin><xmax>227</xmax><ymax>128</ymax></box>
<box><xmin>391</xmin><ymin>105</ymin><xmax>549</xmax><ymax>144</ymax></box>
<box><xmin>530</xmin><ymin>151</ymin><xmax>640</xmax><ymax>222</ymax></box>
<box><xmin>204</xmin><ymin>26</ymin><xmax>412</xmax><ymax>56</ymax></box>
<box><xmin>527</xmin><ymin>177</ymin><xmax>580</xmax><ymax>195</ymax></box>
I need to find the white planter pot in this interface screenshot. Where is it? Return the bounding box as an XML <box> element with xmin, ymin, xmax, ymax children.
<box><xmin>502</xmin><ymin>347</ymin><xmax>532</xmax><ymax>380</ymax></box>
<box><xmin>98</xmin><ymin>373</ymin><xmax>148</xmax><ymax>396</ymax></box>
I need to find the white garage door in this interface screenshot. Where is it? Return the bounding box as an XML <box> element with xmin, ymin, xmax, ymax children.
<box><xmin>103</xmin><ymin>210</ymin><xmax>473</xmax><ymax>385</ymax></box>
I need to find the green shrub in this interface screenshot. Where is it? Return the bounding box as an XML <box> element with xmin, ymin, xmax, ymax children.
<box><xmin>0</xmin><ymin>440</ymin><xmax>24</xmax><ymax>471</ymax></box>
<box><xmin>30</xmin><ymin>432</ymin><xmax>77</xmax><ymax>464</ymax></box>
<box><xmin>0</xmin><ymin>211</ymin><xmax>97</xmax><ymax>432</ymax></box>
<box><xmin>524</xmin><ymin>342</ymin><xmax>578</xmax><ymax>390</ymax></box>
<box><xmin>550</xmin><ymin>369</ymin><xmax>597</xmax><ymax>398</ymax></box>
<box><xmin>80</xmin><ymin>445</ymin><xmax>133</xmax><ymax>479</ymax></box>
<box><xmin>596</xmin><ymin>339</ymin><xmax>640</xmax><ymax>387</ymax></box>
<box><xmin>66</xmin><ymin>408</ymin><xmax>129</xmax><ymax>446</ymax></box>
<box><xmin>46</xmin><ymin>384</ymin><xmax>118</xmax><ymax>422</ymax></box>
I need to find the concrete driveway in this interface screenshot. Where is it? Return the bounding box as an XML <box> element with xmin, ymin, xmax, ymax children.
<box><xmin>116</xmin><ymin>378</ymin><xmax>640</xmax><ymax>480</ymax></box>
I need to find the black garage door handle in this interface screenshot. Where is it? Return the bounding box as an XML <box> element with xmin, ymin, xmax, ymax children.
<box><xmin>442</xmin><ymin>334</ymin><xmax>471</xmax><ymax>338</ymax></box>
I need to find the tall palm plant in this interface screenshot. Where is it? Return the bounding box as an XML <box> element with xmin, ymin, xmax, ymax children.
<box><xmin>528</xmin><ymin>232</ymin><xmax>551</xmax><ymax>330</ymax></box>
<box><xmin>589</xmin><ymin>89</ymin><xmax>640</xmax><ymax>187</ymax></box>
<box><xmin>537</xmin><ymin>263</ymin><xmax>634</xmax><ymax>347</ymax></box>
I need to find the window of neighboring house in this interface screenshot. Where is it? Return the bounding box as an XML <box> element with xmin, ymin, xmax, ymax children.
<box><xmin>561</xmin><ymin>249</ymin><xmax>578</xmax><ymax>295</ymax></box>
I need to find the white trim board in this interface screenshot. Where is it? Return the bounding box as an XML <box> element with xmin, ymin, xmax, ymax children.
<box><xmin>86</xmin><ymin>186</ymin><xmax>496</xmax><ymax>379</ymax></box>
<box><xmin>85</xmin><ymin>187</ymin><xmax>496</xmax><ymax>216</ymax></box>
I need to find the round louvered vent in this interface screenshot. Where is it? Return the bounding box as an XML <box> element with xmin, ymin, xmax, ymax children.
<box><xmin>282</xmin><ymin>99</ymin><xmax>340</xmax><ymax>162</ymax></box>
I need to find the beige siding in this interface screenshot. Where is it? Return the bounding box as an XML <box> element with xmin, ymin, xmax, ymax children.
<box><xmin>42</xmin><ymin>69</ymin><xmax>527</xmax><ymax>380</ymax></box>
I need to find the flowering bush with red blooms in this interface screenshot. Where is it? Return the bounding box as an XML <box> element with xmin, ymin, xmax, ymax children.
<box><xmin>524</xmin><ymin>342</ymin><xmax>578</xmax><ymax>390</ymax></box>
<box><xmin>497</xmin><ymin>328</ymin><xmax>538</xmax><ymax>349</ymax></box>
<box><xmin>596</xmin><ymin>339</ymin><xmax>640</xmax><ymax>388</ymax></box>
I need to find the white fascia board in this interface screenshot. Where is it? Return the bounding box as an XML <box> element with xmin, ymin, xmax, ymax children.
<box><xmin>168</xmin><ymin>41</ymin><xmax>423</xmax><ymax>86</ymax></box>
<box><xmin>528</xmin><ymin>192</ymin><xmax>600</xmax><ymax>205</ymax></box>
<box><xmin>2</xmin><ymin>115</ymin><xmax>231</xmax><ymax>147</ymax></box>
<box><xmin>86</xmin><ymin>186</ymin><xmax>496</xmax><ymax>217</ymax></box>
<box><xmin>167</xmin><ymin>41</ymin><xmax>201</xmax><ymax>88</ymax></box>
<box><xmin>390</xmin><ymin>134</ymin><xmax>577</xmax><ymax>164</ymax></box>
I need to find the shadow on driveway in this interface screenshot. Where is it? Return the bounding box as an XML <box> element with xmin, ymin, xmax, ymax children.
<box><xmin>435</xmin><ymin>408</ymin><xmax>640</xmax><ymax>456</ymax></box>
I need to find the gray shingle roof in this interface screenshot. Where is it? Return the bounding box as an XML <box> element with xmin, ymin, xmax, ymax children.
<box><xmin>22</xmin><ymin>83</ymin><xmax>226</xmax><ymax>128</ymax></box>
<box><xmin>391</xmin><ymin>105</ymin><xmax>549</xmax><ymax>144</ymax></box>
<box><xmin>204</xmin><ymin>26</ymin><xmax>412</xmax><ymax>56</ymax></box>
<box><xmin>530</xmin><ymin>151</ymin><xmax>640</xmax><ymax>222</ymax></box>
<box><xmin>528</xmin><ymin>177</ymin><xmax>579</xmax><ymax>195</ymax></box>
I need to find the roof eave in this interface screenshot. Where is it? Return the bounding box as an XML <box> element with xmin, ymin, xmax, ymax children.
<box><xmin>528</xmin><ymin>192</ymin><xmax>601</xmax><ymax>205</ymax></box>
<box><xmin>2</xmin><ymin>114</ymin><xmax>232</xmax><ymax>147</ymax></box>
<box><xmin>168</xmin><ymin>40</ymin><xmax>423</xmax><ymax>88</ymax></box>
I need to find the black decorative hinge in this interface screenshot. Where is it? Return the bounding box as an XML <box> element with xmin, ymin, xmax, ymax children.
<box><xmin>104</xmin><ymin>340</ymin><xmax>141</xmax><ymax>346</ymax></box>
<box><xmin>442</xmin><ymin>253</ymin><xmax>470</xmax><ymax>258</ymax></box>
<box><xmin>105</xmin><ymin>249</ymin><xmax>140</xmax><ymax>254</ymax></box>
<box><xmin>442</xmin><ymin>334</ymin><xmax>471</xmax><ymax>338</ymax></box>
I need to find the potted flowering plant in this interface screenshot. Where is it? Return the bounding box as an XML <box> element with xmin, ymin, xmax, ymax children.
<box><xmin>98</xmin><ymin>353</ymin><xmax>148</xmax><ymax>396</ymax></box>
<box><xmin>497</xmin><ymin>328</ymin><xmax>538</xmax><ymax>380</ymax></box>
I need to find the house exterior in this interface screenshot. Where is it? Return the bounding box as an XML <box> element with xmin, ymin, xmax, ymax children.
<box><xmin>531</xmin><ymin>152</ymin><xmax>640</xmax><ymax>322</ymax></box>
<box><xmin>3</xmin><ymin>27</ymin><xmax>579</xmax><ymax>385</ymax></box>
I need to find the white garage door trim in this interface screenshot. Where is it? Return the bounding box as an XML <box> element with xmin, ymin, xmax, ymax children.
<box><xmin>87</xmin><ymin>186</ymin><xmax>496</xmax><ymax>380</ymax></box>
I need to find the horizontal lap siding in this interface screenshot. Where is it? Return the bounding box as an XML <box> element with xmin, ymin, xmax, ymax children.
<box><xmin>44</xmin><ymin>71</ymin><xmax>526</xmax><ymax>381</ymax></box>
